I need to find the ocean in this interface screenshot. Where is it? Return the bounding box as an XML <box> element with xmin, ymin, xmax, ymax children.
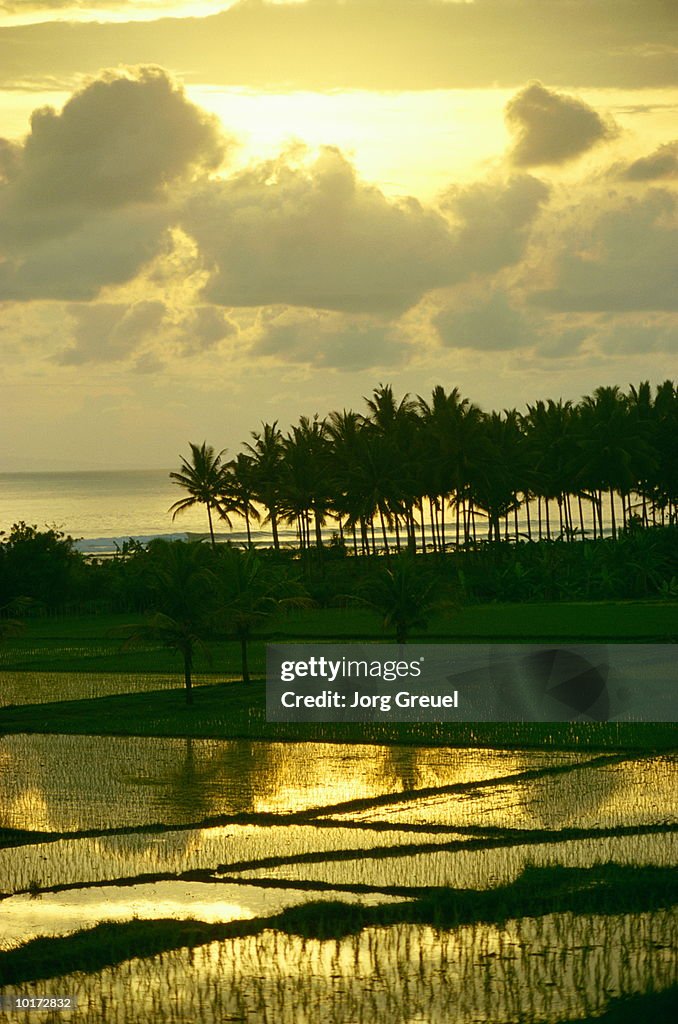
<box><xmin>0</xmin><ymin>469</ymin><xmax>621</xmax><ymax>556</ymax></box>
<box><xmin>0</xmin><ymin>470</ymin><xmax>262</xmax><ymax>555</ymax></box>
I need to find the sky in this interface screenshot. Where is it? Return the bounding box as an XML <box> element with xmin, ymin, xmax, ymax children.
<box><xmin>0</xmin><ymin>0</ymin><xmax>676</xmax><ymax>470</ymax></box>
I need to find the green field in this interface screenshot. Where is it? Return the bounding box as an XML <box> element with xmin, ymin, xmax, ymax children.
<box><xmin>2</xmin><ymin>599</ymin><xmax>676</xmax><ymax>675</ymax></box>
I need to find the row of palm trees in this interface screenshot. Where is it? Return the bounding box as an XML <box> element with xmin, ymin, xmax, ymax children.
<box><xmin>169</xmin><ymin>381</ymin><xmax>677</xmax><ymax>553</ymax></box>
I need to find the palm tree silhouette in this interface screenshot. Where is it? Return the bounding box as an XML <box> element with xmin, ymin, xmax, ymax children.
<box><xmin>221</xmin><ymin>453</ymin><xmax>261</xmax><ymax>547</ymax></box>
<box><xmin>169</xmin><ymin>442</ymin><xmax>228</xmax><ymax>548</ymax></box>
<box><xmin>245</xmin><ymin>422</ymin><xmax>285</xmax><ymax>551</ymax></box>
<box><xmin>114</xmin><ymin>541</ymin><xmax>218</xmax><ymax>705</ymax></box>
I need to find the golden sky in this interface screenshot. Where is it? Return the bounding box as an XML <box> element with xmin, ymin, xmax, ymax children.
<box><xmin>0</xmin><ymin>1</ymin><xmax>676</xmax><ymax>468</ymax></box>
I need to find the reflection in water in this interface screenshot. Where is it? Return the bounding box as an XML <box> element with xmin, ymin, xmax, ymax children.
<box><xmin>0</xmin><ymin>881</ymin><xmax>405</xmax><ymax>948</ymax></box>
<box><xmin>0</xmin><ymin>735</ymin><xmax>590</xmax><ymax>831</ymax></box>
<box><xmin>1</xmin><ymin>735</ymin><xmax>676</xmax><ymax>1023</ymax></box>
<box><xmin>338</xmin><ymin>756</ymin><xmax>678</xmax><ymax>830</ymax></box>
<box><xmin>1</xmin><ymin>911</ymin><xmax>675</xmax><ymax>1024</ymax></box>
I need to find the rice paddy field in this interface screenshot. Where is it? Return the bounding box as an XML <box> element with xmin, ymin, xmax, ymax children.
<box><xmin>0</xmin><ymin>602</ymin><xmax>676</xmax><ymax>1022</ymax></box>
<box><xmin>1</xmin><ymin>728</ymin><xmax>677</xmax><ymax>1022</ymax></box>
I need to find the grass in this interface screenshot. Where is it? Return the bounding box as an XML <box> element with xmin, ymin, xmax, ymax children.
<box><xmin>1</xmin><ymin>600</ymin><xmax>675</xmax><ymax>674</ymax></box>
<box><xmin>0</xmin><ymin>679</ymin><xmax>675</xmax><ymax>748</ymax></box>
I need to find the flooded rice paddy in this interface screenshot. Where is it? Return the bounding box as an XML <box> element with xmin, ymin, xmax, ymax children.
<box><xmin>0</xmin><ymin>734</ymin><xmax>676</xmax><ymax>1022</ymax></box>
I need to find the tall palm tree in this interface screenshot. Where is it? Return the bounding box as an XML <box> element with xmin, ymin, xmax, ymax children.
<box><xmin>364</xmin><ymin>384</ymin><xmax>418</xmax><ymax>554</ymax></box>
<box><xmin>169</xmin><ymin>442</ymin><xmax>228</xmax><ymax>548</ymax></box>
<box><xmin>113</xmin><ymin>541</ymin><xmax>219</xmax><ymax>705</ymax></box>
<box><xmin>245</xmin><ymin>422</ymin><xmax>285</xmax><ymax>551</ymax></box>
<box><xmin>280</xmin><ymin>415</ymin><xmax>332</xmax><ymax>550</ymax></box>
<box><xmin>221</xmin><ymin>453</ymin><xmax>261</xmax><ymax>547</ymax></box>
<box><xmin>578</xmin><ymin>386</ymin><xmax>652</xmax><ymax>539</ymax></box>
<box><xmin>470</xmin><ymin>411</ymin><xmax>523</xmax><ymax>544</ymax></box>
<box><xmin>217</xmin><ymin>547</ymin><xmax>309</xmax><ymax>682</ymax></box>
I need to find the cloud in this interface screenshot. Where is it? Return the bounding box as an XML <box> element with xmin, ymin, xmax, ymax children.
<box><xmin>182</xmin><ymin>147</ymin><xmax>458</xmax><ymax>316</ymax></box>
<box><xmin>0</xmin><ymin>66</ymin><xmax>227</xmax><ymax>299</ymax></box>
<box><xmin>619</xmin><ymin>141</ymin><xmax>678</xmax><ymax>181</ymax></box>
<box><xmin>58</xmin><ymin>299</ymin><xmax>166</xmax><ymax>364</ymax></box>
<box><xmin>531</xmin><ymin>189</ymin><xmax>678</xmax><ymax>312</ymax></box>
<box><xmin>441</xmin><ymin>174</ymin><xmax>549</xmax><ymax>275</ymax></box>
<box><xmin>0</xmin><ymin>1</ymin><xmax>676</xmax><ymax>90</ymax></box>
<box><xmin>2</xmin><ymin>66</ymin><xmax>224</xmax><ymax>221</ymax></box>
<box><xmin>594</xmin><ymin>315</ymin><xmax>678</xmax><ymax>354</ymax></box>
<box><xmin>252</xmin><ymin>308</ymin><xmax>409</xmax><ymax>371</ymax></box>
<box><xmin>505</xmin><ymin>82</ymin><xmax>616</xmax><ymax>167</ymax></box>
<box><xmin>0</xmin><ymin>139</ymin><xmax>21</xmax><ymax>183</ymax></box>
<box><xmin>434</xmin><ymin>290</ymin><xmax>537</xmax><ymax>352</ymax></box>
<box><xmin>182</xmin><ymin>150</ymin><xmax>549</xmax><ymax>316</ymax></box>
<box><xmin>176</xmin><ymin>305</ymin><xmax>238</xmax><ymax>354</ymax></box>
<box><xmin>0</xmin><ymin>206</ymin><xmax>170</xmax><ymax>300</ymax></box>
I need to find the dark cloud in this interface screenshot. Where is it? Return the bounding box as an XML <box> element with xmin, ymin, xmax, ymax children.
<box><xmin>595</xmin><ymin>316</ymin><xmax>677</xmax><ymax>354</ymax></box>
<box><xmin>182</xmin><ymin>147</ymin><xmax>458</xmax><ymax>316</ymax></box>
<box><xmin>441</xmin><ymin>174</ymin><xmax>549</xmax><ymax>275</ymax></box>
<box><xmin>0</xmin><ymin>206</ymin><xmax>169</xmax><ymax>300</ymax></box>
<box><xmin>531</xmin><ymin>189</ymin><xmax>678</xmax><ymax>312</ymax></box>
<box><xmin>253</xmin><ymin>309</ymin><xmax>409</xmax><ymax>371</ymax></box>
<box><xmin>0</xmin><ymin>66</ymin><xmax>227</xmax><ymax>299</ymax></box>
<box><xmin>620</xmin><ymin>141</ymin><xmax>678</xmax><ymax>181</ymax></box>
<box><xmin>177</xmin><ymin>305</ymin><xmax>238</xmax><ymax>354</ymax></box>
<box><xmin>58</xmin><ymin>299</ymin><xmax>165</xmax><ymax>364</ymax></box>
<box><xmin>434</xmin><ymin>290</ymin><xmax>536</xmax><ymax>352</ymax></box>
<box><xmin>0</xmin><ymin>1</ymin><xmax>675</xmax><ymax>90</ymax></box>
<box><xmin>181</xmin><ymin>152</ymin><xmax>548</xmax><ymax>316</ymax></box>
<box><xmin>505</xmin><ymin>82</ymin><xmax>616</xmax><ymax>167</ymax></box>
<box><xmin>5</xmin><ymin>66</ymin><xmax>224</xmax><ymax>217</ymax></box>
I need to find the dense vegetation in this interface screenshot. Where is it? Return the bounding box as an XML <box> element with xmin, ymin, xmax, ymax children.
<box><xmin>169</xmin><ymin>380</ymin><xmax>677</xmax><ymax>551</ymax></box>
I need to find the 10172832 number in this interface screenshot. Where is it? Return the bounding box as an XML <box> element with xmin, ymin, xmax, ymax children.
<box><xmin>0</xmin><ymin>996</ymin><xmax>77</xmax><ymax>1011</ymax></box>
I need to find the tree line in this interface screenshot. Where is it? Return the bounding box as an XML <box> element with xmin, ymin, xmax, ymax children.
<box><xmin>170</xmin><ymin>380</ymin><xmax>678</xmax><ymax>553</ymax></box>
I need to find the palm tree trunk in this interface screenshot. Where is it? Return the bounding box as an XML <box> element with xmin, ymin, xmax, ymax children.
<box><xmin>609</xmin><ymin>488</ymin><xmax>617</xmax><ymax>540</ymax></box>
<box><xmin>244</xmin><ymin>509</ymin><xmax>252</xmax><ymax>547</ymax></box>
<box><xmin>240</xmin><ymin>634</ymin><xmax>250</xmax><ymax>684</ymax></box>
<box><xmin>525</xmin><ymin>495</ymin><xmax>532</xmax><ymax>541</ymax></box>
<box><xmin>577</xmin><ymin>495</ymin><xmax>585</xmax><ymax>539</ymax></box>
<box><xmin>456</xmin><ymin>494</ymin><xmax>461</xmax><ymax>549</ymax></box>
<box><xmin>428</xmin><ymin>499</ymin><xmax>437</xmax><ymax>552</ymax></box>
<box><xmin>183</xmin><ymin>647</ymin><xmax>194</xmax><ymax>705</ymax></box>
<box><xmin>379</xmin><ymin>507</ymin><xmax>390</xmax><ymax>556</ymax></box>
<box><xmin>207</xmin><ymin>503</ymin><xmax>216</xmax><ymax>549</ymax></box>
<box><xmin>271</xmin><ymin>509</ymin><xmax>280</xmax><ymax>551</ymax></box>
<box><xmin>418</xmin><ymin>500</ymin><xmax>426</xmax><ymax>553</ymax></box>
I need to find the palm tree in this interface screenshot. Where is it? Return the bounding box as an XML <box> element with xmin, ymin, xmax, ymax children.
<box><xmin>470</xmin><ymin>411</ymin><xmax>523</xmax><ymax>544</ymax></box>
<box><xmin>279</xmin><ymin>415</ymin><xmax>332</xmax><ymax>550</ymax></box>
<box><xmin>113</xmin><ymin>541</ymin><xmax>219</xmax><ymax>705</ymax></box>
<box><xmin>326</xmin><ymin>409</ymin><xmax>365</xmax><ymax>554</ymax></box>
<box><xmin>364</xmin><ymin>384</ymin><xmax>418</xmax><ymax>553</ymax></box>
<box><xmin>169</xmin><ymin>442</ymin><xmax>228</xmax><ymax>548</ymax></box>
<box><xmin>360</xmin><ymin>554</ymin><xmax>440</xmax><ymax>644</ymax></box>
<box><xmin>417</xmin><ymin>386</ymin><xmax>481</xmax><ymax>551</ymax></box>
<box><xmin>221</xmin><ymin>453</ymin><xmax>261</xmax><ymax>547</ymax></box>
<box><xmin>217</xmin><ymin>547</ymin><xmax>309</xmax><ymax>682</ymax></box>
<box><xmin>245</xmin><ymin>422</ymin><xmax>285</xmax><ymax>551</ymax></box>
<box><xmin>578</xmin><ymin>386</ymin><xmax>652</xmax><ymax>539</ymax></box>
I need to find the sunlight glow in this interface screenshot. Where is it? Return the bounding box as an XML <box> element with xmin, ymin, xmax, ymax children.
<box><xmin>0</xmin><ymin>2</ymin><xmax>235</xmax><ymax>28</ymax></box>
<box><xmin>189</xmin><ymin>87</ymin><xmax>513</xmax><ymax>199</ymax></box>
